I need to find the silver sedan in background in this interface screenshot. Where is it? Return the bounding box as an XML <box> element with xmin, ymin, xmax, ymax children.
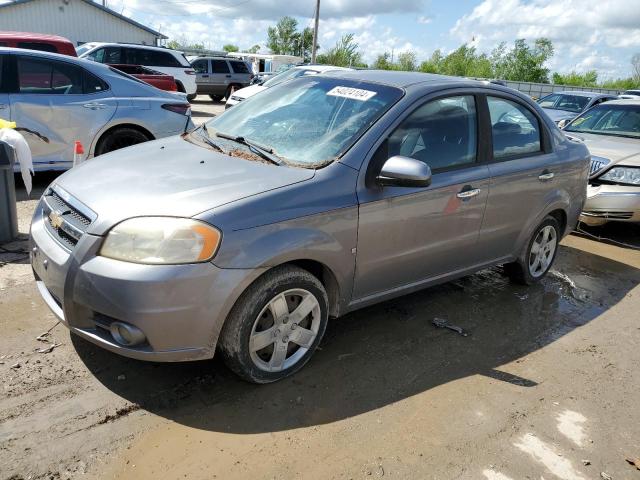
<box><xmin>537</xmin><ymin>91</ymin><xmax>617</xmax><ymax>126</ymax></box>
<box><xmin>563</xmin><ymin>99</ymin><xmax>640</xmax><ymax>225</ymax></box>
<box><xmin>0</xmin><ymin>48</ymin><xmax>192</xmax><ymax>171</ymax></box>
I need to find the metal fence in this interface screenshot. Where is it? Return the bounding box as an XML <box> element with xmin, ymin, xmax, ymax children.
<box><xmin>493</xmin><ymin>80</ymin><xmax>623</xmax><ymax>98</ymax></box>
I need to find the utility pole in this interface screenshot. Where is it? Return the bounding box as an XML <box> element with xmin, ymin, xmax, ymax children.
<box><xmin>311</xmin><ymin>0</ymin><xmax>320</xmax><ymax>63</ymax></box>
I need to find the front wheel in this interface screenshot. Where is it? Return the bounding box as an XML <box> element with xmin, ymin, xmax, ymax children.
<box><xmin>505</xmin><ymin>216</ymin><xmax>560</xmax><ymax>285</ymax></box>
<box><xmin>219</xmin><ymin>266</ymin><xmax>329</xmax><ymax>383</ymax></box>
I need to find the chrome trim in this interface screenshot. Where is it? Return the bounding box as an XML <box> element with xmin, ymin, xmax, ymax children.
<box><xmin>51</xmin><ymin>184</ymin><xmax>98</xmax><ymax>222</ymax></box>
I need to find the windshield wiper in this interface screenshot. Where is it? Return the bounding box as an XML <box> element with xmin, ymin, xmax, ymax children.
<box><xmin>195</xmin><ymin>124</ymin><xmax>225</xmax><ymax>153</ymax></box>
<box><xmin>215</xmin><ymin>131</ymin><xmax>283</xmax><ymax>166</ymax></box>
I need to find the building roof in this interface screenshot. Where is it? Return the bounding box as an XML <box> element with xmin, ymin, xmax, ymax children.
<box><xmin>0</xmin><ymin>0</ymin><xmax>167</xmax><ymax>39</ymax></box>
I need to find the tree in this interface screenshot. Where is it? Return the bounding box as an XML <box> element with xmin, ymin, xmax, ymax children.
<box><xmin>493</xmin><ymin>38</ymin><xmax>554</xmax><ymax>83</ymax></box>
<box><xmin>298</xmin><ymin>27</ymin><xmax>316</xmax><ymax>63</ymax></box>
<box><xmin>167</xmin><ymin>39</ymin><xmax>180</xmax><ymax>50</ymax></box>
<box><xmin>267</xmin><ymin>16</ymin><xmax>300</xmax><ymax>55</ymax></box>
<box><xmin>419</xmin><ymin>49</ymin><xmax>444</xmax><ymax>73</ymax></box>
<box><xmin>316</xmin><ymin>34</ymin><xmax>365</xmax><ymax>68</ymax></box>
<box><xmin>223</xmin><ymin>44</ymin><xmax>239</xmax><ymax>52</ymax></box>
<box><xmin>396</xmin><ymin>51</ymin><xmax>417</xmax><ymax>71</ymax></box>
<box><xmin>552</xmin><ymin>70</ymin><xmax>598</xmax><ymax>87</ymax></box>
<box><xmin>245</xmin><ymin>44</ymin><xmax>261</xmax><ymax>54</ymax></box>
<box><xmin>632</xmin><ymin>53</ymin><xmax>640</xmax><ymax>82</ymax></box>
<box><xmin>372</xmin><ymin>52</ymin><xmax>392</xmax><ymax>70</ymax></box>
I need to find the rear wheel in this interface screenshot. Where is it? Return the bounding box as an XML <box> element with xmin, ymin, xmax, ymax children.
<box><xmin>209</xmin><ymin>94</ymin><xmax>223</xmax><ymax>102</ymax></box>
<box><xmin>95</xmin><ymin>127</ymin><xmax>151</xmax><ymax>156</ymax></box>
<box><xmin>505</xmin><ymin>216</ymin><xmax>560</xmax><ymax>285</ymax></box>
<box><xmin>219</xmin><ymin>266</ymin><xmax>329</xmax><ymax>384</ymax></box>
<box><xmin>186</xmin><ymin>94</ymin><xmax>196</xmax><ymax>102</ymax></box>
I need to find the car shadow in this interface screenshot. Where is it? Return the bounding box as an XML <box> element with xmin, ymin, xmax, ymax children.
<box><xmin>72</xmin><ymin>243</ymin><xmax>639</xmax><ymax>434</ymax></box>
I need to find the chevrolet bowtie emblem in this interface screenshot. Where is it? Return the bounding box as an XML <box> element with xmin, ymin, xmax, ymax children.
<box><xmin>49</xmin><ymin>211</ymin><xmax>64</xmax><ymax>229</ymax></box>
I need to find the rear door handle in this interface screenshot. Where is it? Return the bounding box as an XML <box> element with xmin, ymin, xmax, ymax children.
<box><xmin>83</xmin><ymin>102</ymin><xmax>107</xmax><ymax>110</ymax></box>
<box><xmin>456</xmin><ymin>188</ymin><xmax>481</xmax><ymax>199</ymax></box>
<box><xmin>225</xmin><ymin>74</ymin><xmax>232</xmax><ymax>78</ymax></box>
<box><xmin>538</xmin><ymin>170</ymin><xmax>555</xmax><ymax>182</ymax></box>
<box><xmin>0</xmin><ymin>104</ymin><xmax>7</xmax><ymax>110</ymax></box>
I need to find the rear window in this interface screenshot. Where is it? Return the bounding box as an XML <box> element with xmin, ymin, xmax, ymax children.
<box><xmin>17</xmin><ymin>42</ymin><xmax>58</xmax><ymax>54</ymax></box>
<box><xmin>230</xmin><ymin>61</ymin><xmax>250</xmax><ymax>74</ymax></box>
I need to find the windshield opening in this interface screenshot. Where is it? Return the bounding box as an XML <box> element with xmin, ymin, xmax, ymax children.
<box><xmin>200</xmin><ymin>76</ymin><xmax>404</xmax><ymax>167</ymax></box>
<box><xmin>564</xmin><ymin>104</ymin><xmax>640</xmax><ymax>138</ymax></box>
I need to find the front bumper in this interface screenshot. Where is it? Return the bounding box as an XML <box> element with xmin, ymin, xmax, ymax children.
<box><xmin>580</xmin><ymin>183</ymin><xmax>640</xmax><ymax>225</ymax></box>
<box><xmin>30</xmin><ymin>198</ymin><xmax>262</xmax><ymax>362</ymax></box>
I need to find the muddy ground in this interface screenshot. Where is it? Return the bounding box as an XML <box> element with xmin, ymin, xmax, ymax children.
<box><xmin>2</xmin><ymin>128</ymin><xmax>640</xmax><ymax>479</ymax></box>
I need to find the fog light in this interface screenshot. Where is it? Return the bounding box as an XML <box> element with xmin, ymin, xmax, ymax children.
<box><xmin>109</xmin><ymin>322</ymin><xmax>146</xmax><ymax>346</ymax></box>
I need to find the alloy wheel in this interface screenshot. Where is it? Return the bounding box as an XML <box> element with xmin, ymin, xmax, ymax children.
<box><xmin>528</xmin><ymin>225</ymin><xmax>557</xmax><ymax>278</ymax></box>
<box><xmin>249</xmin><ymin>288</ymin><xmax>321</xmax><ymax>372</ymax></box>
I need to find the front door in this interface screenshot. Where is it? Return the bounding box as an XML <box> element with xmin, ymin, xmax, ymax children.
<box><xmin>354</xmin><ymin>94</ymin><xmax>489</xmax><ymax>300</ymax></box>
<box><xmin>9</xmin><ymin>55</ymin><xmax>117</xmax><ymax>169</ymax></box>
<box><xmin>192</xmin><ymin>58</ymin><xmax>210</xmax><ymax>94</ymax></box>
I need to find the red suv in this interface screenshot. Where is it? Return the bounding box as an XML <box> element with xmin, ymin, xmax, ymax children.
<box><xmin>0</xmin><ymin>31</ymin><xmax>77</xmax><ymax>56</ymax></box>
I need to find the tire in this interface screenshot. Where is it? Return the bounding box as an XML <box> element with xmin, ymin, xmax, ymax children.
<box><xmin>219</xmin><ymin>265</ymin><xmax>329</xmax><ymax>384</ymax></box>
<box><xmin>209</xmin><ymin>94</ymin><xmax>223</xmax><ymax>102</ymax></box>
<box><xmin>94</xmin><ymin>127</ymin><xmax>151</xmax><ymax>156</ymax></box>
<box><xmin>186</xmin><ymin>94</ymin><xmax>196</xmax><ymax>102</ymax></box>
<box><xmin>224</xmin><ymin>86</ymin><xmax>235</xmax><ymax>101</ymax></box>
<box><xmin>175</xmin><ymin>81</ymin><xmax>185</xmax><ymax>93</ymax></box>
<box><xmin>505</xmin><ymin>216</ymin><xmax>561</xmax><ymax>285</ymax></box>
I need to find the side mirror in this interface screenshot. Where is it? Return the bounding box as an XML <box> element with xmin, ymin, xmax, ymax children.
<box><xmin>376</xmin><ymin>156</ymin><xmax>432</xmax><ymax>188</ymax></box>
<box><xmin>557</xmin><ymin>119</ymin><xmax>568</xmax><ymax>129</ymax></box>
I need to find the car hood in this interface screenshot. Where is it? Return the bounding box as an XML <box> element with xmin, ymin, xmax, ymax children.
<box><xmin>54</xmin><ymin>135</ymin><xmax>315</xmax><ymax>235</ymax></box>
<box><xmin>564</xmin><ymin>131</ymin><xmax>640</xmax><ymax>167</ymax></box>
<box><xmin>542</xmin><ymin>108</ymin><xmax>576</xmax><ymax>123</ymax></box>
<box><xmin>233</xmin><ymin>83</ymin><xmax>266</xmax><ymax>100</ymax></box>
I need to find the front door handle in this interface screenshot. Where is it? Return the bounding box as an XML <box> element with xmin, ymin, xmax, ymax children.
<box><xmin>225</xmin><ymin>74</ymin><xmax>232</xmax><ymax>78</ymax></box>
<box><xmin>83</xmin><ymin>102</ymin><xmax>107</xmax><ymax>110</ymax></box>
<box><xmin>0</xmin><ymin>104</ymin><xmax>7</xmax><ymax>110</ymax></box>
<box><xmin>538</xmin><ymin>170</ymin><xmax>555</xmax><ymax>182</ymax></box>
<box><xmin>456</xmin><ymin>188</ymin><xmax>481</xmax><ymax>199</ymax></box>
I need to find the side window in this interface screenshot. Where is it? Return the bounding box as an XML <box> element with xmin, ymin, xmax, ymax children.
<box><xmin>387</xmin><ymin>95</ymin><xmax>477</xmax><ymax>172</ymax></box>
<box><xmin>211</xmin><ymin>60</ymin><xmax>230</xmax><ymax>74</ymax></box>
<box><xmin>88</xmin><ymin>47</ymin><xmax>121</xmax><ymax>64</ymax></box>
<box><xmin>537</xmin><ymin>94</ymin><xmax>559</xmax><ymax>108</ymax></box>
<box><xmin>488</xmin><ymin>96</ymin><xmax>541</xmax><ymax>159</ymax></box>
<box><xmin>192</xmin><ymin>59</ymin><xmax>208</xmax><ymax>73</ymax></box>
<box><xmin>123</xmin><ymin>48</ymin><xmax>144</xmax><ymax>65</ymax></box>
<box><xmin>17</xmin><ymin>42</ymin><xmax>57</xmax><ymax>53</ymax></box>
<box><xmin>83</xmin><ymin>70</ymin><xmax>108</xmax><ymax>94</ymax></box>
<box><xmin>18</xmin><ymin>57</ymin><xmax>83</xmax><ymax>94</ymax></box>
<box><xmin>230</xmin><ymin>61</ymin><xmax>250</xmax><ymax>74</ymax></box>
<box><xmin>0</xmin><ymin>55</ymin><xmax>4</xmax><ymax>92</ymax></box>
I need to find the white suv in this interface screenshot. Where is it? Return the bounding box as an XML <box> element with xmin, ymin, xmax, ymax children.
<box><xmin>77</xmin><ymin>43</ymin><xmax>197</xmax><ymax>99</ymax></box>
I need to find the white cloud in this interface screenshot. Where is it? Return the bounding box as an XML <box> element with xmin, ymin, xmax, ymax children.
<box><xmin>417</xmin><ymin>15</ymin><xmax>432</xmax><ymax>25</ymax></box>
<box><xmin>450</xmin><ymin>0</ymin><xmax>640</xmax><ymax>77</ymax></box>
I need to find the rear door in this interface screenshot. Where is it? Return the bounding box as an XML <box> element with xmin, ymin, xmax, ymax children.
<box><xmin>210</xmin><ymin>59</ymin><xmax>231</xmax><ymax>96</ymax></box>
<box><xmin>9</xmin><ymin>55</ymin><xmax>116</xmax><ymax>169</ymax></box>
<box><xmin>354</xmin><ymin>93</ymin><xmax>490</xmax><ymax>300</ymax></box>
<box><xmin>477</xmin><ymin>94</ymin><xmax>559</xmax><ymax>261</ymax></box>
<box><xmin>228</xmin><ymin>60</ymin><xmax>251</xmax><ymax>87</ymax></box>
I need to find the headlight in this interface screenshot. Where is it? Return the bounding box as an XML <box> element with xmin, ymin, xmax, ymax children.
<box><xmin>599</xmin><ymin>167</ymin><xmax>640</xmax><ymax>186</ymax></box>
<box><xmin>100</xmin><ymin>217</ymin><xmax>221</xmax><ymax>264</ymax></box>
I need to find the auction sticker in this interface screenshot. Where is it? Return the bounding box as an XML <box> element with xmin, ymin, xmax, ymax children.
<box><xmin>327</xmin><ymin>86</ymin><xmax>377</xmax><ymax>101</ymax></box>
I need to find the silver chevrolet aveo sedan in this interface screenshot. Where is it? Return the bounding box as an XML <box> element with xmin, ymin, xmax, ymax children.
<box><xmin>31</xmin><ymin>71</ymin><xmax>590</xmax><ymax>383</ymax></box>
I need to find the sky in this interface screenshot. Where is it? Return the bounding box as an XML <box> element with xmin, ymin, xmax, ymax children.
<box><xmin>79</xmin><ymin>0</ymin><xmax>640</xmax><ymax>79</ymax></box>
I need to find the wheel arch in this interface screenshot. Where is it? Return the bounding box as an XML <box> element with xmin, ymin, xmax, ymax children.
<box><xmin>92</xmin><ymin>123</ymin><xmax>155</xmax><ymax>157</ymax></box>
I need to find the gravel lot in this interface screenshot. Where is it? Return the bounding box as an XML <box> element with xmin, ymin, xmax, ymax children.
<box><xmin>1</xmin><ymin>99</ymin><xmax>640</xmax><ymax>480</ymax></box>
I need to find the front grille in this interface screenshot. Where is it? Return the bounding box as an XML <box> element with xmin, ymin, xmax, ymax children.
<box><xmin>42</xmin><ymin>188</ymin><xmax>95</xmax><ymax>250</ymax></box>
<box><xmin>589</xmin><ymin>156</ymin><xmax>610</xmax><ymax>177</ymax></box>
<box><xmin>582</xmin><ymin>211</ymin><xmax>634</xmax><ymax>219</ymax></box>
